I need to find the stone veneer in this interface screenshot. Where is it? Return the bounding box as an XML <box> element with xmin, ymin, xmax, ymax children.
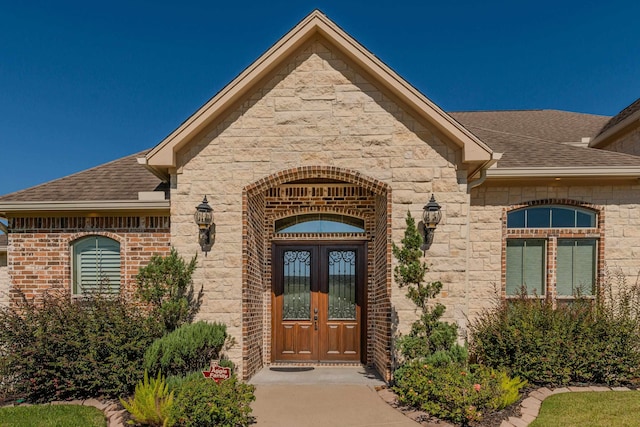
<box><xmin>469</xmin><ymin>182</ymin><xmax>640</xmax><ymax>320</ymax></box>
<box><xmin>170</xmin><ymin>38</ymin><xmax>469</xmax><ymax>379</ymax></box>
<box><xmin>601</xmin><ymin>126</ymin><xmax>640</xmax><ymax>156</ymax></box>
<box><xmin>6</xmin><ymin>215</ymin><xmax>170</xmax><ymax>302</ymax></box>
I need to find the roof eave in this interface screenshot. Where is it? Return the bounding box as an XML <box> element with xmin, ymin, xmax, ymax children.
<box><xmin>589</xmin><ymin>109</ymin><xmax>640</xmax><ymax>148</ymax></box>
<box><xmin>146</xmin><ymin>10</ymin><xmax>492</xmax><ymax>170</ymax></box>
<box><xmin>486</xmin><ymin>166</ymin><xmax>640</xmax><ymax>179</ymax></box>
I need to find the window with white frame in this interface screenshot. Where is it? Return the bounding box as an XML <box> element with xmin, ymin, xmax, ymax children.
<box><xmin>505</xmin><ymin>205</ymin><xmax>598</xmax><ymax>298</ymax></box>
<box><xmin>72</xmin><ymin>236</ymin><xmax>121</xmax><ymax>294</ymax></box>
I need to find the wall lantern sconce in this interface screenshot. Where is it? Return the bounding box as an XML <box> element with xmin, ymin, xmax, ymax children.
<box><xmin>421</xmin><ymin>194</ymin><xmax>442</xmax><ymax>250</ymax></box>
<box><xmin>194</xmin><ymin>196</ymin><xmax>214</xmax><ymax>253</ymax></box>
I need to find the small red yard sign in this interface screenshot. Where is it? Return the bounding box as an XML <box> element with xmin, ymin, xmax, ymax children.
<box><xmin>202</xmin><ymin>361</ymin><xmax>231</xmax><ymax>383</ymax></box>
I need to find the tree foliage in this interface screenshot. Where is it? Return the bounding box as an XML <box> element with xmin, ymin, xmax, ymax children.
<box><xmin>136</xmin><ymin>248</ymin><xmax>203</xmax><ymax>332</ymax></box>
<box><xmin>392</xmin><ymin>211</ymin><xmax>464</xmax><ymax>364</ymax></box>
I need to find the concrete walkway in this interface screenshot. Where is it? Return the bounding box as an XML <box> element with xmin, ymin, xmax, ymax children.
<box><xmin>249</xmin><ymin>366</ymin><xmax>420</xmax><ymax>427</ymax></box>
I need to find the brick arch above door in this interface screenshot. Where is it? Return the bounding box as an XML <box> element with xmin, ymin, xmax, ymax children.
<box><xmin>241</xmin><ymin>166</ymin><xmax>393</xmax><ymax>381</ymax></box>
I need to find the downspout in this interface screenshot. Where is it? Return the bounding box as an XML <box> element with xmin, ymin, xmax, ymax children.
<box><xmin>467</xmin><ymin>152</ymin><xmax>502</xmax><ymax>193</ymax></box>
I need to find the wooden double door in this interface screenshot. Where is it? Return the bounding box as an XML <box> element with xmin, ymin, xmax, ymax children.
<box><xmin>272</xmin><ymin>242</ymin><xmax>366</xmax><ymax>362</ymax></box>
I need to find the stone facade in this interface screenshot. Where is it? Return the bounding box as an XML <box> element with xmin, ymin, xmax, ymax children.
<box><xmin>600</xmin><ymin>126</ymin><xmax>640</xmax><ymax>156</ymax></box>
<box><xmin>469</xmin><ymin>182</ymin><xmax>640</xmax><ymax>320</ymax></box>
<box><xmin>6</xmin><ymin>215</ymin><xmax>171</xmax><ymax>302</ymax></box>
<box><xmin>169</xmin><ymin>39</ymin><xmax>470</xmax><ymax>378</ymax></box>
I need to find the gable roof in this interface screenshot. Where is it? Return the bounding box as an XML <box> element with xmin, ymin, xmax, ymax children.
<box><xmin>0</xmin><ymin>151</ymin><xmax>169</xmax><ymax>213</ymax></box>
<box><xmin>142</xmin><ymin>10</ymin><xmax>494</xmax><ymax>173</ymax></box>
<box><xmin>590</xmin><ymin>98</ymin><xmax>640</xmax><ymax>148</ymax></box>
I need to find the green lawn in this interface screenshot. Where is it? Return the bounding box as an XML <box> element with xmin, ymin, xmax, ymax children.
<box><xmin>530</xmin><ymin>391</ymin><xmax>640</xmax><ymax>427</ymax></box>
<box><xmin>0</xmin><ymin>404</ymin><xmax>107</xmax><ymax>427</ymax></box>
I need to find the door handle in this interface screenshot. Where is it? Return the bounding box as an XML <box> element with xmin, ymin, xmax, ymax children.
<box><xmin>314</xmin><ymin>309</ymin><xmax>318</xmax><ymax>330</ymax></box>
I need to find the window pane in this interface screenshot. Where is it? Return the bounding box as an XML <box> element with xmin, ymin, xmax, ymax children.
<box><xmin>551</xmin><ymin>207</ymin><xmax>575</xmax><ymax>227</ymax></box>
<box><xmin>557</xmin><ymin>239</ymin><xmax>596</xmax><ymax>296</ymax></box>
<box><xmin>506</xmin><ymin>240</ymin><xmax>545</xmax><ymax>295</ymax></box>
<box><xmin>506</xmin><ymin>240</ymin><xmax>524</xmax><ymax>295</ymax></box>
<box><xmin>327</xmin><ymin>250</ymin><xmax>357</xmax><ymax>320</ymax></box>
<box><xmin>74</xmin><ymin>236</ymin><xmax>120</xmax><ymax>294</ymax></box>
<box><xmin>282</xmin><ymin>250</ymin><xmax>311</xmax><ymax>320</ymax></box>
<box><xmin>507</xmin><ymin>210</ymin><xmax>525</xmax><ymax>228</ymax></box>
<box><xmin>576</xmin><ymin>211</ymin><xmax>596</xmax><ymax>227</ymax></box>
<box><xmin>508</xmin><ymin>206</ymin><xmax>596</xmax><ymax>229</ymax></box>
<box><xmin>526</xmin><ymin>207</ymin><xmax>551</xmax><ymax>228</ymax></box>
<box><xmin>276</xmin><ymin>214</ymin><xmax>365</xmax><ymax>233</ymax></box>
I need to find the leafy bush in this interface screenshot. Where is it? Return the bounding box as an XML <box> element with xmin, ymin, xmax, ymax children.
<box><xmin>393</xmin><ymin>361</ymin><xmax>525</xmax><ymax>425</ymax></box>
<box><xmin>136</xmin><ymin>248</ymin><xmax>203</xmax><ymax>332</ymax></box>
<box><xmin>144</xmin><ymin>321</ymin><xmax>228</xmax><ymax>377</ymax></box>
<box><xmin>0</xmin><ymin>290</ymin><xmax>163</xmax><ymax>403</ymax></box>
<box><xmin>120</xmin><ymin>371</ymin><xmax>174</xmax><ymax>427</ymax></box>
<box><xmin>169</xmin><ymin>376</ymin><xmax>255</xmax><ymax>427</ymax></box>
<box><xmin>470</xmin><ymin>280</ymin><xmax>640</xmax><ymax>386</ymax></box>
<box><xmin>392</xmin><ymin>211</ymin><xmax>466</xmax><ymax>364</ymax></box>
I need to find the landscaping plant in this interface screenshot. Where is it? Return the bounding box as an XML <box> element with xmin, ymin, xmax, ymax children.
<box><xmin>391</xmin><ymin>211</ymin><xmax>466</xmax><ymax>365</ymax></box>
<box><xmin>169</xmin><ymin>376</ymin><xmax>255</xmax><ymax>427</ymax></box>
<box><xmin>0</xmin><ymin>290</ymin><xmax>163</xmax><ymax>403</ymax></box>
<box><xmin>469</xmin><ymin>274</ymin><xmax>640</xmax><ymax>386</ymax></box>
<box><xmin>391</xmin><ymin>211</ymin><xmax>526</xmax><ymax>425</ymax></box>
<box><xmin>120</xmin><ymin>371</ymin><xmax>174</xmax><ymax>427</ymax></box>
<box><xmin>136</xmin><ymin>248</ymin><xmax>204</xmax><ymax>332</ymax></box>
<box><xmin>144</xmin><ymin>321</ymin><xmax>228</xmax><ymax>377</ymax></box>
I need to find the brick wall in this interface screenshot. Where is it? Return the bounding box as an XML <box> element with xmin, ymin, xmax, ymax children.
<box><xmin>6</xmin><ymin>215</ymin><xmax>171</xmax><ymax>302</ymax></box>
<box><xmin>0</xmin><ymin>253</ymin><xmax>8</xmax><ymax>306</ymax></box>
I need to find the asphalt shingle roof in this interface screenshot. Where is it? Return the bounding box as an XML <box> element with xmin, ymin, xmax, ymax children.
<box><xmin>451</xmin><ymin>110</ymin><xmax>640</xmax><ymax>168</ymax></box>
<box><xmin>3</xmin><ymin>108</ymin><xmax>640</xmax><ymax>204</ymax></box>
<box><xmin>0</xmin><ymin>151</ymin><xmax>167</xmax><ymax>202</ymax></box>
<box><xmin>597</xmin><ymin>98</ymin><xmax>640</xmax><ymax>136</ymax></box>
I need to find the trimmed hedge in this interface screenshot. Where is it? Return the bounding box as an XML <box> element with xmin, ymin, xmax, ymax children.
<box><xmin>144</xmin><ymin>321</ymin><xmax>227</xmax><ymax>377</ymax></box>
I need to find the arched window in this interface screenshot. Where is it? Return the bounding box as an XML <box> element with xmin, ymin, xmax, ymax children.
<box><xmin>275</xmin><ymin>213</ymin><xmax>365</xmax><ymax>234</ymax></box>
<box><xmin>72</xmin><ymin>236</ymin><xmax>121</xmax><ymax>295</ymax></box>
<box><xmin>505</xmin><ymin>205</ymin><xmax>598</xmax><ymax>299</ymax></box>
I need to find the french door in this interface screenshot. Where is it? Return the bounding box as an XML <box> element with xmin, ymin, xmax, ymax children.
<box><xmin>272</xmin><ymin>243</ymin><xmax>365</xmax><ymax>362</ymax></box>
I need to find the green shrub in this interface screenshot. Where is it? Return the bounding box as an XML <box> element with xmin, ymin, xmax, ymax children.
<box><xmin>392</xmin><ymin>211</ymin><xmax>466</xmax><ymax>364</ymax></box>
<box><xmin>469</xmin><ymin>285</ymin><xmax>640</xmax><ymax>386</ymax></box>
<box><xmin>393</xmin><ymin>361</ymin><xmax>525</xmax><ymax>426</ymax></box>
<box><xmin>136</xmin><ymin>248</ymin><xmax>203</xmax><ymax>332</ymax></box>
<box><xmin>0</xmin><ymin>290</ymin><xmax>163</xmax><ymax>403</ymax></box>
<box><xmin>169</xmin><ymin>376</ymin><xmax>255</xmax><ymax>427</ymax></box>
<box><xmin>120</xmin><ymin>371</ymin><xmax>174</xmax><ymax>427</ymax></box>
<box><xmin>144</xmin><ymin>321</ymin><xmax>227</xmax><ymax>378</ymax></box>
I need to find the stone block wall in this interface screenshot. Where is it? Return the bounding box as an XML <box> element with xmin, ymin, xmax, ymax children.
<box><xmin>170</xmin><ymin>38</ymin><xmax>470</xmax><ymax>378</ymax></box>
<box><xmin>600</xmin><ymin>126</ymin><xmax>640</xmax><ymax>156</ymax></box>
<box><xmin>469</xmin><ymin>182</ymin><xmax>640</xmax><ymax>321</ymax></box>
<box><xmin>6</xmin><ymin>215</ymin><xmax>170</xmax><ymax>302</ymax></box>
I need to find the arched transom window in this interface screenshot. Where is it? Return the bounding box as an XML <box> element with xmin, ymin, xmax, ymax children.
<box><xmin>505</xmin><ymin>204</ymin><xmax>599</xmax><ymax>299</ymax></box>
<box><xmin>72</xmin><ymin>236</ymin><xmax>121</xmax><ymax>295</ymax></box>
<box><xmin>275</xmin><ymin>213</ymin><xmax>365</xmax><ymax>234</ymax></box>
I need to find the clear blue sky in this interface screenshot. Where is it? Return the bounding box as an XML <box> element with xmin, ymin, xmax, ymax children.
<box><xmin>1</xmin><ymin>0</ymin><xmax>639</xmax><ymax>196</ymax></box>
